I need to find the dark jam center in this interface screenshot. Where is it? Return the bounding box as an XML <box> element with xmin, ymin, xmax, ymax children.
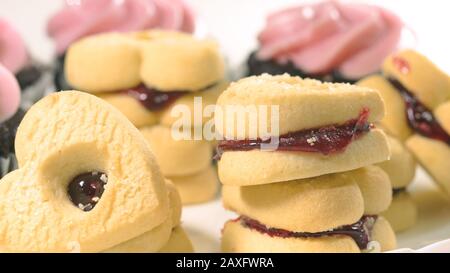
<box><xmin>240</xmin><ymin>215</ymin><xmax>377</xmax><ymax>250</ymax></box>
<box><xmin>125</xmin><ymin>84</ymin><xmax>188</xmax><ymax>112</ymax></box>
<box><xmin>388</xmin><ymin>78</ymin><xmax>450</xmax><ymax>145</ymax></box>
<box><xmin>217</xmin><ymin>108</ymin><xmax>371</xmax><ymax>157</ymax></box>
<box><xmin>68</xmin><ymin>171</ymin><xmax>108</xmax><ymax>212</ymax></box>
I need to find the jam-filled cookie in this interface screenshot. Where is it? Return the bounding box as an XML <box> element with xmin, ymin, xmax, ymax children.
<box><xmin>218</xmin><ymin>74</ymin><xmax>395</xmax><ymax>253</ymax></box>
<box><xmin>358</xmin><ymin>50</ymin><xmax>450</xmax><ymax>195</ymax></box>
<box><xmin>375</xmin><ymin>136</ymin><xmax>417</xmax><ymax>232</ymax></box>
<box><xmin>0</xmin><ymin>91</ymin><xmax>194</xmax><ymax>252</ymax></box>
<box><xmin>405</xmin><ymin>101</ymin><xmax>450</xmax><ymax>194</ymax></box>
<box><xmin>222</xmin><ymin>215</ymin><xmax>395</xmax><ymax>253</ymax></box>
<box><xmin>65</xmin><ymin>31</ymin><xmax>225</xmax><ymax>128</ymax></box>
<box><xmin>140</xmin><ymin>125</ymin><xmax>212</xmax><ymax>176</ymax></box>
<box><xmin>168</xmin><ymin>166</ymin><xmax>219</xmax><ymax>205</ymax></box>
<box><xmin>158</xmin><ymin>226</ymin><xmax>194</xmax><ymax>253</ymax></box>
<box><xmin>376</xmin><ymin>135</ymin><xmax>416</xmax><ymax>189</ymax></box>
<box><xmin>104</xmin><ymin>181</ymin><xmax>181</xmax><ymax>253</ymax></box>
<box><xmin>221</xmin><ymin>166</ymin><xmax>394</xmax><ymax>252</ymax></box>
<box><xmin>65</xmin><ymin>30</ymin><xmax>226</xmax><ymax>205</ymax></box>
<box><xmin>381</xmin><ymin>191</ymin><xmax>418</xmax><ymax>233</ymax></box>
<box><xmin>216</xmin><ymin>74</ymin><xmax>390</xmax><ymax>186</ymax></box>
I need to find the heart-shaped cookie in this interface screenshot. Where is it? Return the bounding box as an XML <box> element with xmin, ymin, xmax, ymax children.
<box><xmin>0</xmin><ymin>91</ymin><xmax>169</xmax><ymax>252</ymax></box>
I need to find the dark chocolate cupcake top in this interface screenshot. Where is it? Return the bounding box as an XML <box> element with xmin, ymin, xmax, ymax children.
<box><xmin>0</xmin><ymin>109</ymin><xmax>25</xmax><ymax>158</ymax></box>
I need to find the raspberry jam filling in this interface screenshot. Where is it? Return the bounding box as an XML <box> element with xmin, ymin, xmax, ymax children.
<box><xmin>388</xmin><ymin>78</ymin><xmax>450</xmax><ymax>145</ymax></box>
<box><xmin>68</xmin><ymin>171</ymin><xmax>108</xmax><ymax>212</ymax></box>
<box><xmin>239</xmin><ymin>215</ymin><xmax>378</xmax><ymax>250</ymax></box>
<box><xmin>124</xmin><ymin>83</ymin><xmax>217</xmax><ymax>112</ymax></box>
<box><xmin>125</xmin><ymin>84</ymin><xmax>189</xmax><ymax>112</ymax></box>
<box><xmin>217</xmin><ymin>109</ymin><xmax>372</xmax><ymax>157</ymax></box>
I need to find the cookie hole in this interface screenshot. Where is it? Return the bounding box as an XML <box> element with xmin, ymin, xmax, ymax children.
<box><xmin>68</xmin><ymin>171</ymin><xmax>108</xmax><ymax>212</ymax></box>
<box><xmin>37</xmin><ymin>142</ymin><xmax>109</xmax><ymax>212</ymax></box>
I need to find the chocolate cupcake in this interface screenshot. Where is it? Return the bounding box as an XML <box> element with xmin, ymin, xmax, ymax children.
<box><xmin>47</xmin><ymin>0</ymin><xmax>196</xmax><ymax>91</ymax></box>
<box><xmin>0</xmin><ymin>64</ymin><xmax>25</xmax><ymax>178</ymax></box>
<box><xmin>0</xmin><ymin>109</ymin><xmax>25</xmax><ymax>178</ymax></box>
<box><xmin>247</xmin><ymin>1</ymin><xmax>404</xmax><ymax>83</ymax></box>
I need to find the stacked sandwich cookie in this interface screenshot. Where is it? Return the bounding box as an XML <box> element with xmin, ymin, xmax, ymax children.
<box><xmin>65</xmin><ymin>30</ymin><xmax>227</xmax><ymax>204</ymax></box>
<box><xmin>377</xmin><ymin>136</ymin><xmax>418</xmax><ymax>232</ymax></box>
<box><xmin>358</xmin><ymin>50</ymin><xmax>450</xmax><ymax>195</ymax></box>
<box><xmin>0</xmin><ymin>91</ymin><xmax>192</xmax><ymax>252</ymax></box>
<box><xmin>216</xmin><ymin>74</ymin><xmax>396</xmax><ymax>253</ymax></box>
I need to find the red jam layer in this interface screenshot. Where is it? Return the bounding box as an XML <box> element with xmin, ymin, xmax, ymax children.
<box><xmin>125</xmin><ymin>84</ymin><xmax>188</xmax><ymax>112</ymax></box>
<box><xmin>217</xmin><ymin>109</ymin><xmax>372</xmax><ymax>157</ymax></box>
<box><xmin>124</xmin><ymin>83</ymin><xmax>217</xmax><ymax>112</ymax></box>
<box><xmin>388</xmin><ymin>78</ymin><xmax>450</xmax><ymax>145</ymax></box>
<box><xmin>239</xmin><ymin>215</ymin><xmax>378</xmax><ymax>250</ymax></box>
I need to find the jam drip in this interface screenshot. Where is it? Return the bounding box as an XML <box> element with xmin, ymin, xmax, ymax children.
<box><xmin>68</xmin><ymin>171</ymin><xmax>108</xmax><ymax>212</ymax></box>
<box><xmin>217</xmin><ymin>109</ymin><xmax>372</xmax><ymax>157</ymax></box>
<box><xmin>125</xmin><ymin>84</ymin><xmax>188</xmax><ymax>112</ymax></box>
<box><xmin>388</xmin><ymin>78</ymin><xmax>450</xmax><ymax>145</ymax></box>
<box><xmin>240</xmin><ymin>215</ymin><xmax>378</xmax><ymax>250</ymax></box>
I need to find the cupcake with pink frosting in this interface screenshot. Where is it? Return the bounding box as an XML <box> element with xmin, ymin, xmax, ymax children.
<box><xmin>0</xmin><ymin>64</ymin><xmax>24</xmax><ymax>178</ymax></box>
<box><xmin>0</xmin><ymin>18</ymin><xmax>52</xmax><ymax>109</ymax></box>
<box><xmin>248</xmin><ymin>1</ymin><xmax>404</xmax><ymax>83</ymax></box>
<box><xmin>48</xmin><ymin>0</ymin><xmax>197</xmax><ymax>90</ymax></box>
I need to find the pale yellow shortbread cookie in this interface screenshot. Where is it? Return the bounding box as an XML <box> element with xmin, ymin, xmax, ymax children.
<box><xmin>140</xmin><ymin>125</ymin><xmax>212</xmax><ymax>176</ymax></box>
<box><xmin>215</xmin><ymin>74</ymin><xmax>385</xmax><ymax>139</ymax></box>
<box><xmin>104</xmin><ymin>181</ymin><xmax>182</xmax><ymax>253</ymax></box>
<box><xmin>158</xmin><ymin>226</ymin><xmax>194</xmax><ymax>253</ymax></box>
<box><xmin>97</xmin><ymin>92</ymin><xmax>159</xmax><ymax>128</ymax></box>
<box><xmin>358</xmin><ymin>75</ymin><xmax>412</xmax><ymax>141</ymax></box>
<box><xmin>1</xmin><ymin>91</ymin><xmax>169</xmax><ymax>252</ymax></box>
<box><xmin>139</xmin><ymin>31</ymin><xmax>225</xmax><ymax>91</ymax></box>
<box><xmin>382</xmin><ymin>192</ymin><xmax>418</xmax><ymax>232</ymax></box>
<box><xmin>383</xmin><ymin>49</ymin><xmax>450</xmax><ymax>109</ymax></box>
<box><xmin>65</xmin><ymin>33</ymin><xmax>142</xmax><ymax>93</ymax></box>
<box><xmin>218</xmin><ymin>129</ymin><xmax>390</xmax><ymax>185</ymax></box>
<box><xmin>159</xmin><ymin>81</ymin><xmax>229</xmax><ymax>127</ymax></box>
<box><xmin>66</xmin><ymin>31</ymin><xmax>224</xmax><ymax>93</ymax></box>
<box><xmin>435</xmin><ymin>101</ymin><xmax>450</xmax><ymax>134</ymax></box>
<box><xmin>222</xmin><ymin>171</ymin><xmax>364</xmax><ymax>233</ymax></box>
<box><xmin>376</xmin><ymin>135</ymin><xmax>416</xmax><ymax>189</ymax></box>
<box><xmin>352</xmin><ymin>166</ymin><xmax>392</xmax><ymax>215</ymax></box>
<box><xmin>406</xmin><ymin>135</ymin><xmax>450</xmax><ymax>195</ymax></box>
<box><xmin>168</xmin><ymin>166</ymin><xmax>219</xmax><ymax>205</ymax></box>
<box><xmin>221</xmin><ymin>216</ymin><xmax>395</xmax><ymax>253</ymax></box>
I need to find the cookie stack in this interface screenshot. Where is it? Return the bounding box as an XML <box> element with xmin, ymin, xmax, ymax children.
<box><xmin>0</xmin><ymin>92</ymin><xmax>193</xmax><ymax>253</ymax></box>
<box><xmin>377</xmin><ymin>136</ymin><xmax>418</xmax><ymax>232</ymax></box>
<box><xmin>65</xmin><ymin>30</ymin><xmax>227</xmax><ymax>204</ymax></box>
<box><xmin>358</xmin><ymin>50</ymin><xmax>450</xmax><ymax>223</ymax></box>
<box><xmin>216</xmin><ymin>74</ymin><xmax>396</xmax><ymax>253</ymax></box>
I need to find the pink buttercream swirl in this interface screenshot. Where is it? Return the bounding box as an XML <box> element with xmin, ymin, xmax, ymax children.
<box><xmin>0</xmin><ymin>18</ymin><xmax>29</xmax><ymax>74</ymax></box>
<box><xmin>257</xmin><ymin>1</ymin><xmax>403</xmax><ymax>79</ymax></box>
<box><xmin>48</xmin><ymin>0</ymin><xmax>196</xmax><ymax>55</ymax></box>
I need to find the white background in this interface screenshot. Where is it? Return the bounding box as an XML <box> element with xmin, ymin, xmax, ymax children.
<box><xmin>1</xmin><ymin>0</ymin><xmax>450</xmax><ymax>72</ymax></box>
